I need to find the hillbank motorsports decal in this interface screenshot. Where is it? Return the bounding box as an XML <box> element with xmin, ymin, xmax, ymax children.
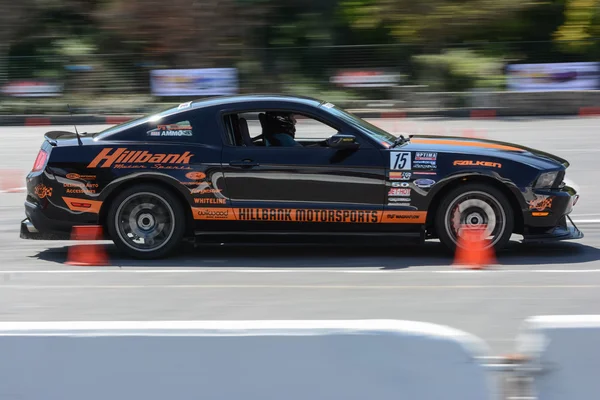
<box><xmin>506</xmin><ymin>62</ymin><xmax>600</xmax><ymax>91</ymax></box>
<box><xmin>150</xmin><ymin>68</ymin><xmax>238</xmax><ymax>96</ymax></box>
<box><xmin>193</xmin><ymin>207</ymin><xmax>427</xmax><ymax>224</ymax></box>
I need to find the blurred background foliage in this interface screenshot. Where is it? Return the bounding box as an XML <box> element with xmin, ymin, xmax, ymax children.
<box><xmin>0</xmin><ymin>0</ymin><xmax>598</xmax><ymax>109</ymax></box>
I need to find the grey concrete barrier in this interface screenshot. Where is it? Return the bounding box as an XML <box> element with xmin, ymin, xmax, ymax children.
<box><xmin>0</xmin><ymin>320</ymin><xmax>496</xmax><ymax>400</ymax></box>
<box><xmin>517</xmin><ymin>315</ymin><xmax>600</xmax><ymax>400</ymax></box>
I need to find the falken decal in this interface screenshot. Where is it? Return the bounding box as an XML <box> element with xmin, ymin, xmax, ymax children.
<box><xmin>453</xmin><ymin>160</ymin><xmax>502</xmax><ymax>168</ymax></box>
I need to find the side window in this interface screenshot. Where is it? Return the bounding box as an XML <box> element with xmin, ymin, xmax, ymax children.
<box><xmin>224</xmin><ymin>110</ymin><xmax>341</xmax><ymax>147</ymax></box>
<box><xmin>294</xmin><ymin>115</ymin><xmax>338</xmax><ymax>140</ymax></box>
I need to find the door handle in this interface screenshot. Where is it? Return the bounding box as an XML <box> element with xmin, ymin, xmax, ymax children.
<box><xmin>229</xmin><ymin>159</ymin><xmax>259</xmax><ymax>168</ymax></box>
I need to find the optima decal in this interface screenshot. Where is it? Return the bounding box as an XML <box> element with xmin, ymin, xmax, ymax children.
<box><xmin>453</xmin><ymin>160</ymin><xmax>502</xmax><ymax>168</ymax></box>
<box><xmin>87</xmin><ymin>148</ymin><xmax>193</xmax><ymax>168</ymax></box>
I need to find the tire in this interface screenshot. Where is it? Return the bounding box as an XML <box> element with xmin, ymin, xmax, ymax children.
<box><xmin>435</xmin><ymin>183</ymin><xmax>514</xmax><ymax>252</ymax></box>
<box><xmin>106</xmin><ymin>183</ymin><xmax>186</xmax><ymax>259</ymax></box>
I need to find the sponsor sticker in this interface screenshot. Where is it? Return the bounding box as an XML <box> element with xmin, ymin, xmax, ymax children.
<box><xmin>147</xmin><ymin>124</ymin><xmax>193</xmax><ymax>137</ymax></box>
<box><xmin>186</xmin><ymin>171</ymin><xmax>206</xmax><ymax>180</ymax></box>
<box><xmin>388</xmin><ymin>188</ymin><xmax>411</xmax><ymax>197</ymax></box>
<box><xmin>63</xmin><ymin>182</ymin><xmax>99</xmax><ymax>194</ymax></box>
<box><xmin>237</xmin><ymin>208</ymin><xmax>380</xmax><ymax>223</ymax></box>
<box><xmin>322</xmin><ymin>102</ymin><xmax>335</xmax><ymax>109</ymax></box>
<box><xmin>388</xmin><ymin>202</ymin><xmax>412</xmax><ymax>206</ymax></box>
<box><xmin>178</xmin><ymin>101</ymin><xmax>192</xmax><ymax>109</ymax></box>
<box><xmin>87</xmin><ymin>148</ymin><xmax>194</xmax><ymax>168</ymax></box>
<box><xmin>389</xmin><ymin>171</ymin><xmax>412</xmax><ymax>181</ymax></box>
<box><xmin>412</xmin><ymin>171</ymin><xmax>436</xmax><ymax>176</ymax></box>
<box><xmin>415</xmin><ymin>152</ymin><xmax>437</xmax><ymax>161</ymax></box>
<box><xmin>34</xmin><ymin>184</ymin><xmax>52</xmax><ymax>199</ymax></box>
<box><xmin>191</xmin><ymin>188</ymin><xmax>222</xmax><ymax>194</ymax></box>
<box><xmin>412</xmin><ymin>163</ymin><xmax>437</xmax><ymax>170</ymax></box>
<box><xmin>390</xmin><ymin>151</ymin><xmax>411</xmax><ymax>170</ymax></box>
<box><xmin>194</xmin><ymin>198</ymin><xmax>227</xmax><ymax>205</ymax></box>
<box><xmin>195</xmin><ymin>208</ymin><xmax>232</xmax><ymax>220</ymax></box>
<box><xmin>66</xmin><ymin>173</ymin><xmax>96</xmax><ymax>180</ymax></box>
<box><xmin>388</xmin><ymin>197</ymin><xmax>411</xmax><ymax>202</ymax></box>
<box><xmin>414</xmin><ymin>178</ymin><xmax>436</xmax><ymax>188</ymax></box>
<box><xmin>391</xmin><ymin>182</ymin><xmax>410</xmax><ymax>187</ymax></box>
<box><xmin>384</xmin><ymin>212</ymin><xmax>425</xmax><ymax>222</ymax></box>
<box><xmin>529</xmin><ymin>195</ymin><xmax>553</xmax><ymax>211</ymax></box>
<box><xmin>453</xmin><ymin>160</ymin><xmax>502</xmax><ymax>168</ymax></box>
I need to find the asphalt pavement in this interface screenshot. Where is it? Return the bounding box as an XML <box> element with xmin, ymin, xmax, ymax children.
<box><xmin>1</xmin><ymin>116</ymin><xmax>599</xmax><ymax>355</ymax></box>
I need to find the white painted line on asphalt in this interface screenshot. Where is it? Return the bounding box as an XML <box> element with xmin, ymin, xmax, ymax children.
<box><xmin>3</xmin><ymin>268</ymin><xmax>600</xmax><ymax>275</ymax></box>
<box><xmin>3</xmin><ymin>284</ymin><xmax>600</xmax><ymax>289</ymax></box>
<box><xmin>572</xmin><ymin>219</ymin><xmax>600</xmax><ymax>224</ymax></box>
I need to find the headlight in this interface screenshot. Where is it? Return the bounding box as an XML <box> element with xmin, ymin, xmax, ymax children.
<box><xmin>534</xmin><ymin>171</ymin><xmax>559</xmax><ymax>189</ymax></box>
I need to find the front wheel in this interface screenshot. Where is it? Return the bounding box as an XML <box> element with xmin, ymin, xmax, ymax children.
<box><xmin>107</xmin><ymin>184</ymin><xmax>186</xmax><ymax>259</ymax></box>
<box><xmin>435</xmin><ymin>183</ymin><xmax>514</xmax><ymax>252</ymax></box>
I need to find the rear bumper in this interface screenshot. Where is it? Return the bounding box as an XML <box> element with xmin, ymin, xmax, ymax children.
<box><xmin>20</xmin><ymin>200</ymin><xmax>76</xmax><ymax>240</ymax></box>
<box><xmin>20</xmin><ymin>218</ymin><xmax>71</xmax><ymax>240</ymax></box>
<box><xmin>521</xmin><ymin>215</ymin><xmax>583</xmax><ymax>244</ymax></box>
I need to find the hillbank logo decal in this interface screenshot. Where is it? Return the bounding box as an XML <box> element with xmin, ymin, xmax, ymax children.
<box><xmin>87</xmin><ymin>148</ymin><xmax>193</xmax><ymax>168</ymax></box>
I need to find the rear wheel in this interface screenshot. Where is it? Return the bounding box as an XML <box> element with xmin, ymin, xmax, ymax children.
<box><xmin>107</xmin><ymin>184</ymin><xmax>186</xmax><ymax>259</ymax></box>
<box><xmin>435</xmin><ymin>183</ymin><xmax>514</xmax><ymax>252</ymax></box>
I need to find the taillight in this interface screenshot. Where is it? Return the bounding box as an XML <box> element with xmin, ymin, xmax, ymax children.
<box><xmin>32</xmin><ymin>149</ymin><xmax>48</xmax><ymax>172</ymax></box>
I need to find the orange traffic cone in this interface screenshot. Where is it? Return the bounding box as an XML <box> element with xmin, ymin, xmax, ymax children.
<box><xmin>66</xmin><ymin>225</ymin><xmax>109</xmax><ymax>266</ymax></box>
<box><xmin>453</xmin><ymin>225</ymin><xmax>496</xmax><ymax>269</ymax></box>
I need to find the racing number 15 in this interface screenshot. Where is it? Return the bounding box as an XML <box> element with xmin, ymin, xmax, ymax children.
<box><xmin>390</xmin><ymin>152</ymin><xmax>411</xmax><ymax>170</ymax></box>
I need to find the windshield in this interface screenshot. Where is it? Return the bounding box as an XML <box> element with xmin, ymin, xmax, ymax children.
<box><xmin>325</xmin><ymin>104</ymin><xmax>398</xmax><ymax>146</ymax></box>
<box><xmin>92</xmin><ymin>104</ymin><xmax>183</xmax><ymax>139</ymax></box>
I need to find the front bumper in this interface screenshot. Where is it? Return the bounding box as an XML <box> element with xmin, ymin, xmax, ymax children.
<box><xmin>521</xmin><ymin>215</ymin><xmax>583</xmax><ymax>244</ymax></box>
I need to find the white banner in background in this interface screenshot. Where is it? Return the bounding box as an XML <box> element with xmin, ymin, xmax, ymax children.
<box><xmin>330</xmin><ymin>69</ymin><xmax>401</xmax><ymax>88</ymax></box>
<box><xmin>150</xmin><ymin>68</ymin><xmax>238</xmax><ymax>96</ymax></box>
<box><xmin>506</xmin><ymin>62</ymin><xmax>600</xmax><ymax>91</ymax></box>
<box><xmin>1</xmin><ymin>80</ymin><xmax>62</xmax><ymax>97</ymax></box>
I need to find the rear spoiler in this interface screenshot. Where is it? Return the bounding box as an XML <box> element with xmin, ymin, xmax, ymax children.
<box><xmin>44</xmin><ymin>131</ymin><xmax>77</xmax><ymax>146</ymax></box>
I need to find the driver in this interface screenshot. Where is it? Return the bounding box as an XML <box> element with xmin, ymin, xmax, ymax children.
<box><xmin>264</xmin><ymin>112</ymin><xmax>302</xmax><ymax>147</ymax></box>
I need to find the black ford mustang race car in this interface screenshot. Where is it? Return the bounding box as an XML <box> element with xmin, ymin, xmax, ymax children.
<box><xmin>21</xmin><ymin>94</ymin><xmax>583</xmax><ymax>259</ymax></box>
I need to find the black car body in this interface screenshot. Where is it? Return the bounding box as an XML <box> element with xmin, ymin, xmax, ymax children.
<box><xmin>20</xmin><ymin>94</ymin><xmax>583</xmax><ymax>258</ymax></box>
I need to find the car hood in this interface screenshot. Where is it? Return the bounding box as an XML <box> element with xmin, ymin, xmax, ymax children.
<box><xmin>408</xmin><ymin>135</ymin><xmax>569</xmax><ymax>168</ymax></box>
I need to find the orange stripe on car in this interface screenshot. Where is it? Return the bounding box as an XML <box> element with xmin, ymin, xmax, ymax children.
<box><xmin>193</xmin><ymin>207</ymin><xmax>426</xmax><ymax>224</ymax></box>
<box><xmin>411</xmin><ymin>138</ymin><xmax>524</xmax><ymax>152</ymax></box>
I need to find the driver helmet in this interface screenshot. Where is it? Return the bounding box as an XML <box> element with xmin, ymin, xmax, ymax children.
<box><xmin>265</xmin><ymin>112</ymin><xmax>297</xmax><ymax>137</ymax></box>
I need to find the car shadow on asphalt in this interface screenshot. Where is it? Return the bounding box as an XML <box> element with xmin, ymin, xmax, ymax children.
<box><xmin>31</xmin><ymin>238</ymin><xmax>600</xmax><ymax>270</ymax></box>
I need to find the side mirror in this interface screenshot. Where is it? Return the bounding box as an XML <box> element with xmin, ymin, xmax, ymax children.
<box><xmin>326</xmin><ymin>134</ymin><xmax>360</xmax><ymax>149</ymax></box>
